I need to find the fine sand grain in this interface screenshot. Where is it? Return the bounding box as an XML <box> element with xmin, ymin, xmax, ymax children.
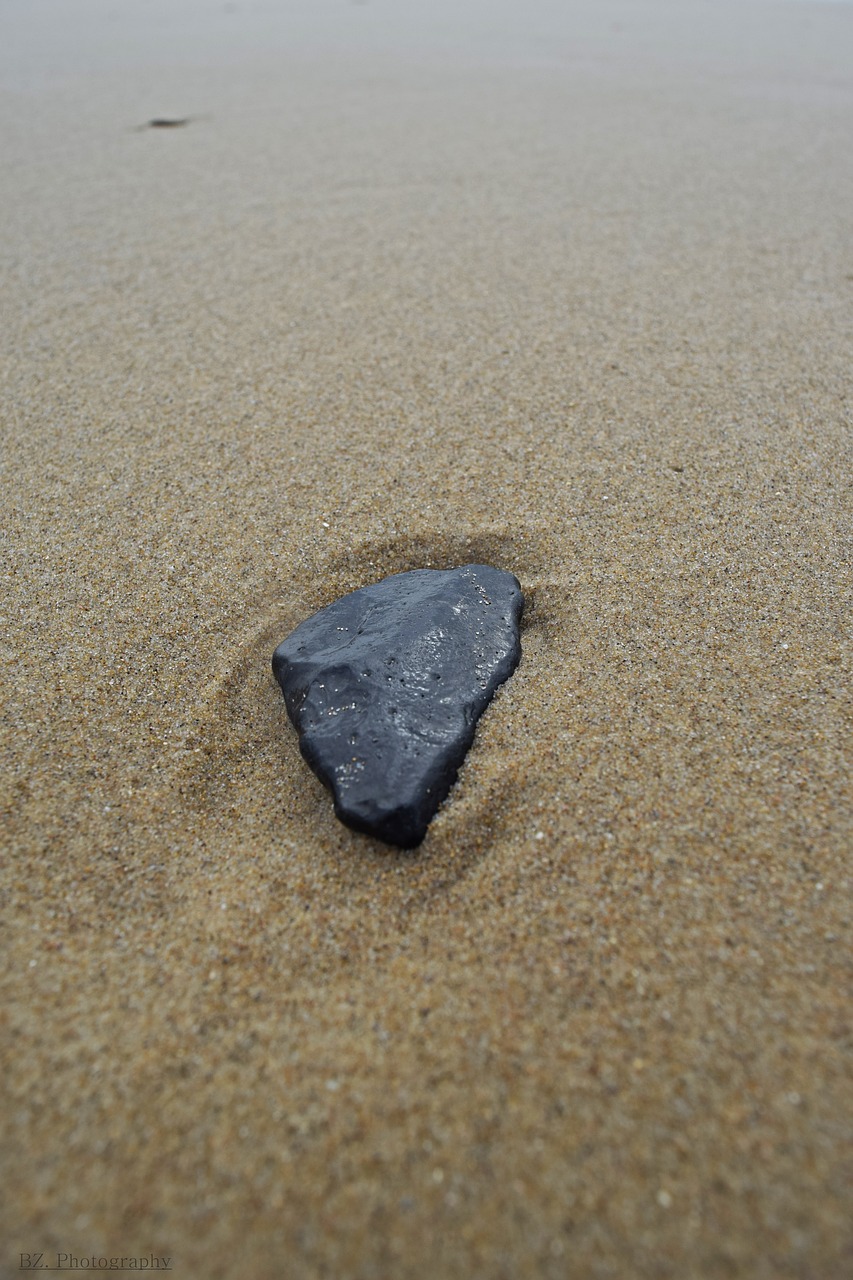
<box><xmin>2</xmin><ymin>2</ymin><xmax>851</xmax><ymax>1276</ymax></box>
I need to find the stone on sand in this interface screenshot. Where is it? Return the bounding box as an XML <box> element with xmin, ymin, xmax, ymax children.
<box><xmin>272</xmin><ymin>563</ymin><xmax>524</xmax><ymax>847</ymax></box>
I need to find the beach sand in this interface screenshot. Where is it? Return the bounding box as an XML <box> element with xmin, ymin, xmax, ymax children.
<box><xmin>2</xmin><ymin>1</ymin><xmax>851</xmax><ymax>1275</ymax></box>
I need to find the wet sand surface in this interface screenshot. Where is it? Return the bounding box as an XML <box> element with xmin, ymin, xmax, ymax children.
<box><xmin>2</xmin><ymin>2</ymin><xmax>851</xmax><ymax>1275</ymax></box>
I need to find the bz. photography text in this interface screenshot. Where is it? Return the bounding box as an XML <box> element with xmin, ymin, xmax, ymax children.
<box><xmin>20</xmin><ymin>1255</ymin><xmax>172</xmax><ymax>1272</ymax></box>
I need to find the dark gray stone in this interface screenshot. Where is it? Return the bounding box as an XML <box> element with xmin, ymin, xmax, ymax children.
<box><xmin>272</xmin><ymin>564</ymin><xmax>524</xmax><ymax>848</ymax></box>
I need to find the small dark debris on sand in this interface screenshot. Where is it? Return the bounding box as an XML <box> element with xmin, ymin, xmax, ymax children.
<box><xmin>139</xmin><ymin>118</ymin><xmax>192</xmax><ymax>130</ymax></box>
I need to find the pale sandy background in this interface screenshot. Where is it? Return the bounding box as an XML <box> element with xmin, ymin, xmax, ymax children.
<box><xmin>2</xmin><ymin>1</ymin><xmax>851</xmax><ymax>1276</ymax></box>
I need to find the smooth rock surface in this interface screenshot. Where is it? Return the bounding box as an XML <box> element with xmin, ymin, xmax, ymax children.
<box><xmin>272</xmin><ymin>564</ymin><xmax>524</xmax><ymax>847</ymax></box>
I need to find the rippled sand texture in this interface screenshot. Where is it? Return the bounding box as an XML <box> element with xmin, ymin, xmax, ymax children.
<box><xmin>2</xmin><ymin>1</ymin><xmax>851</xmax><ymax>1276</ymax></box>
